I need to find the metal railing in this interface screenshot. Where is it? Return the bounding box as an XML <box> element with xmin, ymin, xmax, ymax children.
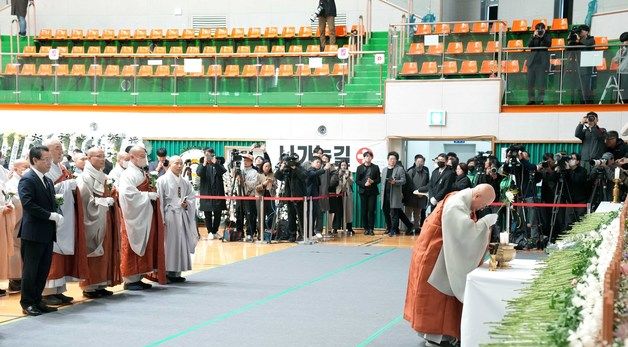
<box><xmin>0</xmin><ymin>50</ymin><xmax>385</xmax><ymax>107</ymax></box>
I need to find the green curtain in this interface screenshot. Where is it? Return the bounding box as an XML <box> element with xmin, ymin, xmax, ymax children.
<box><xmin>494</xmin><ymin>143</ymin><xmax>582</xmax><ymax>164</ymax></box>
<box><xmin>146</xmin><ymin>139</ymin><xmax>259</xmax><ymax>161</ymax></box>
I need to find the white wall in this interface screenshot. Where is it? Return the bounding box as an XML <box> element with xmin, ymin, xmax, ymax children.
<box><xmin>0</xmin><ymin>0</ymin><xmax>441</xmax><ymax>34</ymax></box>
<box><xmin>497</xmin><ymin>0</ymin><xmax>555</xmax><ymax>27</ymax></box>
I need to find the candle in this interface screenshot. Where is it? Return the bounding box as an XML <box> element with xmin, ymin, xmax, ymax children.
<box><xmin>500</xmin><ymin>232</ymin><xmax>509</xmax><ymax>244</ymax></box>
<box><xmin>615</xmin><ymin>167</ymin><xmax>621</xmax><ymax>180</ymax></box>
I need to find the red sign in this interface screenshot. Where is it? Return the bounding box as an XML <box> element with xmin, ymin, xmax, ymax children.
<box><xmin>355</xmin><ymin>147</ymin><xmax>372</xmax><ymax>165</ymax></box>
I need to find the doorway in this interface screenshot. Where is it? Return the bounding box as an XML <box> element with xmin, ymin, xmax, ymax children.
<box><xmin>487</xmin><ymin>5</ymin><xmax>498</xmax><ymax>21</ymax></box>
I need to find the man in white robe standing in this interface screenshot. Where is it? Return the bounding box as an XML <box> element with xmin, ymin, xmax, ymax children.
<box><xmin>157</xmin><ymin>156</ymin><xmax>198</xmax><ymax>283</ymax></box>
<box><xmin>42</xmin><ymin>139</ymin><xmax>89</xmax><ymax>306</ymax></box>
<box><xmin>78</xmin><ymin>147</ymin><xmax>121</xmax><ymax>298</ymax></box>
<box><xmin>117</xmin><ymin>146</ymin><xmax>166</xmax><ymax>290</ymax></box>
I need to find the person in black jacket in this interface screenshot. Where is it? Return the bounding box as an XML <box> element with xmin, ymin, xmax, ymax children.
<box><xmin>18</xmin><ymin>146</ymin><xmax>64</xmax><ymax>316</ymax></box>
<box><xmin>306</xmin><ymin>157</ymin><xmax>328</xmax><ymax>238</ymax></box>
<box><xmin>575</xmin><ymin>112</ymin><xmax>607</xmax><ymax>171</ymax></box>
<box><xmin>405</xmin><ymin>154</ymin><xmax>429</xmax><ymax>234</ymax></box>
<box><xmin>356</xmin><ymin>151</ymin><xmax>380</xmax><ymax>235</ymax></box>
<box><xmin>453</xmin><ymin>163</ymin><xmax>472</xmax><ymax>191</ymax></box>
<box><xmin>566</xmin><ymin>24</ymin><xmax>596</xmax><ymax>104</ymax></box>
<box><xmin>275</xmin><ymin>158</ymin><xmax>307</xmax><ymax>242</ymax></box>
<box><xmin>605</xmin><ymin>130</ymin><xmax>628</xmax><ymax>160</ymax></box>
<box><xmin>197</xmin><ymin>148</ymin><xmax>227</xmax><ymax>240</ymax></box>
<box><xmin>526</xmin><ymin>22</ymin><xmax>552</xmax><ymax>105</ymax></box>
<box><xmin>428</xmin><ymin>153</ymin><xmax>455</xmax><ymax>210</ymax></box>
<box><xmin>565</xmin><ymin>153</ymin><xmax>588</xmax><ymax>226</ymax></box>
<box><xmin>316</xmin><ymin>0</ymin><xmax>337</xmax><ymax>51</ymax></box>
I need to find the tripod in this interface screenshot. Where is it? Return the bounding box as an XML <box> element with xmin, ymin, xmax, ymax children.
<box><xmin>222</xmin><ymin>165</ymin><xmax>245</xmax><ymax>241</ymax></box>
<box><xmin>588</xmin><ymin>169</ymin><xmax>609</xmax><ymax>212</ymax></box>
<box><xmin>266</xmin><ymin>179</ymin><xmax>285</xmax><ymax>243</ymax></box>
<box><xmin>548</xmin><ymin>170</ymin><xmax>576</xmax><ymax>244</ymax></box>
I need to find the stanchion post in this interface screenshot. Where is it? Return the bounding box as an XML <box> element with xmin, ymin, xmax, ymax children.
<box><xmin>342</xmin><ymin>193</ymin><xmax>347</xmax><ymax>235</ymax></box>
<box><xmin>302</xmin><ymin>197</ymin><xmax>308</xmax><ymax>243</ymax></box>
<box><xmin>309</xmin><ymin>197</ymin><xmax>314</xmax><ymax>243</ymax></box>
<box><xmin>259</xmin><ymin>196</ymin><xmax>264</xmax><ymax>241</ymax></box>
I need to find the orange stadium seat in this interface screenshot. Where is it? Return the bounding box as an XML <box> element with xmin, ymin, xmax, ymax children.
<box><xmin>254</xmin><ymin>46</ymin><xmax>269</xmax><ymax>54</ymax></box>
<box><xmin>87</xmin><ymin>64</ymin><xmax>103</xmax><ymax>76</ymax></box>
<box><xmin>278</xmin><ymin>64</ymin><xmax>293</xmax><ymax>77</ymax></box>
<box><xmin>511</xmin><ymin>19</ymin><xmax>528</xmax><ymax>32</ymax></box>
<box><xmin>150</xmin><ymin>29</ymin><xmax>164</xmax><ymax>39</ymax></box>
<box><xmin>281</xmin><ymin>26</ymin><xmax>296</xmax><ymax>38</ymax></box>
<box><xmin>595</xmin><ymin>36</ymin><xmax>608</xmax><ymax>50</ymax></box>
<box><xmin>169</xmin><ymin>46</ymin><xmax>183</xmax><ymax>54</ymax></box>
<box><xmin>36</xmin><ymin>64</ymin><xmax>53</xmax><ymax>76</ymax></box>
<box><xmin>103</xmin><ymin>46</ymin><xmax>117</xmax><ymax>55</ymax></box>
<box><xmin>441</xmin><ymin>61</ymin><xmax>458</xmax><ymax>75</ymax></box>
<box><xmin>182</xmin><ymin>29</ymin><xmax>196</xmax><ymax>39</ymax></box>
<box><xmin>236</xmin><ymin>46</ymin><xmax>250</xmax><ymax>54</ymax></box>
<box><xmin>166</xmin><ymin>29</ymin><xmax>180</xmax><ymax>39</ymax></box>
<box><xmin>214</xmin><ymin>28</ymin><xmax>228</xmax><ymax>39</ymax></box>
<box><xmin>70</xmin><ymin>29</ymin><xmax>84</xmax><ymax>40</ymax></box>
<box><xmin>427</xmin><ymin>43</ymin><xmax>444</xmax><ymax>55</ymax></box>
<box><xmin>480</xmin><ymin>60</ymin><xmax>498</xmax><ymax>74</ymax></box>
<box><xmin>460</xmin><ymin>60</ymin><xmax>478</xmax><ymax>74</ymax></box>
<box><xmin>446</xmin><ymin>42</ymin><xmax>463</xmax><ymax>54</ymax></box>
<box><xmin>264</xmin><ymin>27</ymin><xmax>278</xmax><ymax>38</ymax></box>
<box><xmin>465</xmin><ymin>41</ymin><xmax>483</xmax><ymax>54</ymax></box>
<box><xmin>117</xmin><ymin>29</ymin><xmax>131</xmax><ymax>40</ymax></box>
<box><xmin>485</xmin><ymin>41</ymin><xmax>501</xmax><ymax>53</ymax></box>
<box><xmin>471</xmin><ymin>22</ymin><xmax>489</xmax><ymax>33</ymax></box>
<box><xmin>295</xmin><ymin>65</ymin><xmax>311</xmax><ymax>76</ymax></box>
<box><xmin>186</xmin><ymin>46</ymin><xmax>200</xmax><ymax>55</ymax></box>
<box><xmin>133</xmin><ymin>29</ymin><xmax>147</xmax><ymax>40</ymax></box>
<box><xmin>102</xmin><ymin>29</ymin><xmax>116</xmax><ymax>40</ymax></box>
<box><xmin>415</xmin><ymin>24</ymin><xmax>431</xmax><ymax>35</ymax></box>
<box><xmin>272</xmin><ymin>46</ymin><xmax>286</xmax><ymax>54</ymax></box>
<box><xmin>38</xmin><ymin>29</ymin><xmax>52</xmax><ymax>39</ymax></box>
<box><xmin>220</xmin><ymin>46</ymin><xmax>234</xmax><ymax>55</ymax></box>
<box><xmin>231</xmin><ymin>28</ymin><xmax>245</xmax><ymax>39</ymax></box>
<box><xmin>241</xmin><ymin>65</ymin><xmax>259</xmax><ymax>77</ymax></box>
<box><xmin>154</xmin><ymin>65</ymin><xmax>170</xmax><ymax>77</ymax></box>
<box><xmin>288</xmin><ymin>45</ymin><xmax>303</xmax><ymax>53</ymax></box>
<box><xmin>490</xmin><ymin>22</ymin><xmax>508</xmax><ymax>33</ymax></box>
<box><xmin>56</xmin><ymin>64</ymin><xmax>69</xmax><ymax>76</ymax></box>
<box><xmin>87</xmin><ymin>46</ymin><xmax>101</xmax><ymax>54</ymax></box>
<box><xmin>207</xmin><ymin>64</ymin><xmax>222</xmax><ymax>77</ymax></box>
<box><xmin>419</xmin><ymin>61</ymin><xmax>438</xmax><ymax>75</ymax></box>
<box><xmin>331</xmin><ymin>63</ymin><xmax>348</xmax><ymax>76</ymax></box>
<box><xmin>306</xmin><ymin>45</ymin><xmax>320</xmax><ymax>53</ymax></box>
<box><xmin>137</xmin><ymin>65</ymin><xmax>153</xmax><ymax>77</ymax></box>
<box><xmin>507</xmin><ymin>39</ymin><xmax>524</xmax><ymax>53</ymax></box>
<box><xmin>531</xmin><ymin>19</ymin><xmax>547</xmax><ymax>29</ymax></box>
<box><xmin>223</xmin><ymin>65</ymin><xmax>240</xmax><ymax>77</ymax></box>
<box><xmin>70</xmin><ymin>64</ymin><xmax>86</xmax><ymax>76</ymax></box>
<box><xmin>21</xmin><ymin>64</ymin><xmax>37</xmax><ymax>76</ymax></box>
<box><xmin>103</xmin><ymin>65</ymin><xmax>120</xmax><ymax>77</ymax></box>
<box><xmin>298</xmin><ymin>26</ymin><xmax>313</xmax><ymax>38</ymax></box>
<box><xmin>70</xmin><ymin>46</ymin><xmax>84</xmax><ymax>54</ymax></box>
<box><xmin>198</xmin><ymin>28</ymin><xmax>212</xmax><ymax>39</ymax></box>
<box><xmin>3</xmin><ymin>64</ymin><xmax>18</xmax><ymax>75</ymax></box>
<box><xmin>407</xmin><ymin>43</ymin><xmax>425</xmax><ymax>55</ymax></box>
<box><xmin>549</xmin><ymin>38</ymin><xmax>565</xmax><ymax>51</ymax></box>
<box><xmin>313</xmin><ymin>64</ymin><xmax>330</xmax><ymax>76</ymax></box>
<box><xmin>54</xmin><ymin>29</ymin><xmax>68</xmax><ymax>39</ymax></box>
<box><xmin>248</xmin><ymin>28</ymin><xmax>261</xmax><ymax>39</ymax></box>
<box><xmin>121</xmin><ymin>65</ymin><xmax>137</xmax><ymax>77</ymax></box>
<box><xmin>551</xmin><ymin>18</ymin><xmax>569</xmax><ymax>31</ymax></box>
<box><xmin>453</xmin><ymin>23</ymin><xmax>469</xmax><ymax>34</ymax></box>
<box><xmin>203</xmin><ymin>46</ymin><xmax>217</xmax><ymax>54</ymax></box>
<box><xmin>433</xmin><ymin>23</ymin><xmax>450</xmax><ymax>35</ymax></box>
<box><xmin>259</xmin><ymin>65</ymin><xmax>275</xmax><ymax>77</ymax></box>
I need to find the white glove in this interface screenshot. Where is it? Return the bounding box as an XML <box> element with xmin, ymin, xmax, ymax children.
<box><xmin>479</xmin><ymin>213</ymin><xmax>499</xmax><ymax>227</ymax></box>
<box><xmin>148</xmin><ymin>192</ymin><xmax>158</xmax><ymax>201</ymax></box>
<box><xmin>66</xmin><ymin>179</ymin><xmax>77</xmax><ymax>190</ymax></box>
<box><xmin>430</xmin><ymin>197</ymin><xmax>438</xmax><ymax>206</ymax></box>
<box><xmin>49</xmin><ymin>212</ymin><xmax>65</xmax><ymax>226</ymax></box>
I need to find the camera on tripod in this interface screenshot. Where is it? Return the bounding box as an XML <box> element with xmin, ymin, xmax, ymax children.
<box><xmin>553</xmin><ymin>154</ymin><xmax>570</xmax><ymax>173</ymax></box>
<box><xmin>472</xmin><ymin>151</ymin><xmax>492</xmax><ymax>171</ymax></box>
<box><xmin>309</xmin><ymin>4</ymin><xmax>323</xmax><ymax>22</ymax></box>
<box><xmin>589</xmin><ymin>152</ymin><xmax>614</xmax><ymax>167</ymax></box>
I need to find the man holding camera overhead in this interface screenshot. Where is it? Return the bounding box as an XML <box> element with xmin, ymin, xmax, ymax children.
<box><xmin>315</xmin><ymin>0</ymin><xmax>337</xmax><ymax>51</ymax></box>
<box><xmin>149</xmin><ymin>147</ymin><xmax>169</xmax><ymax>177</ymax></box>
<box><xmin>526</xmin><ymin>22</ymin><xmax>551</xmax><ymax>105</ymax></box>
<box><xmin>575</xmin><ymin>111</ymin><xmax>607</xmax><ymax>172</ymax></box>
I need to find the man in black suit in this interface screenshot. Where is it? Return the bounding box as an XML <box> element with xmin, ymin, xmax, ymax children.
<box><xmin>18</xmin><ymin>146</ymin><xmax>64</xmax><ymax>316</ymax></box>
<box><xmin>428</xmin><ymin>153</ymin><xmax>455</xmax><ymax>211</ymax></box>
<box><xmin>356</xmin><ymin>151</ymin><xmax>381</xmax><ymax>235</ymax></box>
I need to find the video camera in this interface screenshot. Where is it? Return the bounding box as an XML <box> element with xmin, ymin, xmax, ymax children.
<box><xmin>503</xmin><ymin>145</ymin><xmax>525</xmax><ymax>170</ymax></box>
<box><xmin>567</xmin><ymin>26</ymin><xmax>581</xmax><ymax>44</ymax></box>
<box><xmin>472</xmin><ymin>151</ymin><xmax>493</xmax><ymax>171</ymax></box>
<box><xmin>553</xmin><ymin>153</ymin><xmax>570</xmax><ymax>172</ymax></box>
<box><xmin>278</xmin><ymin>152</ymin><xmax>300</xmax><ymax>171</ymax></box>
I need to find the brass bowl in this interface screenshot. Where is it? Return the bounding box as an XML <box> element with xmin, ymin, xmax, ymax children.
<box><xmin>495</xmin><ymin>243</ymin><xmax>517</xmax><ymax>268</ymax></box>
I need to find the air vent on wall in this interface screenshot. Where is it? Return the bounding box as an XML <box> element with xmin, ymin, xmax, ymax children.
<box><xmin>191</xmin><ymin>15</ymin><xmax>227</xmax><ymax>32</ymax></box>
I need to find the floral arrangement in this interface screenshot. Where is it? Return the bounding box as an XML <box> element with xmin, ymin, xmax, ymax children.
<box><xmin>149</xmin><ymin>171</ymin><xmax>159</xmax><ymax>190</ymax></box>
<box><xmin>485</xmin><ymin>211</ymin><xmax>620</xmax><ymax>347</ymax></box>
<box><xmin>613</xmin><ymin>223</ymin><xmax>628</xmax><ymax>346</ymax></box>
<box><xmin>55</xmin><ymin>194</ymin><xmax>64</xmax><ymax>211</ymax></box>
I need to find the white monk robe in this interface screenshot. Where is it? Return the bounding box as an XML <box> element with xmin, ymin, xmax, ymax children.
<box><xmin>427</xmin><ymin>188</ymin><xmax>494</xmax><ymax>302</ymax></box>
<box><xmin>43</xmin><ymin>163</ymin><xmax>78</xmax><ymax>295</ymax></box>
<box><xmin>107</xmin><ymin>163</ymin><xmax>125</xmax><ymax>186</ymax></box>
<box><xmin>157</xmin><ymin>170</ymin><xmax>199</xmax><ymax>275</ymax></box>
<box><xmin>78</xmin><ymin>161</ymin><xmax>121</xmax><ymax>290</ymax></box>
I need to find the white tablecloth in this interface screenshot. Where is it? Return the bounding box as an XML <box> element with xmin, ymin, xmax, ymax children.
<box><xmin>460</xmin><ymin>259</ymin><xmax>540</xmax><ymax>347</ymax></box>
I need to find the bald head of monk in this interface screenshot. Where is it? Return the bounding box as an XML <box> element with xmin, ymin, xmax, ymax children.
<box><xmin>12</xmin><ymin>158</ymin><xmax>29</xmax><ymax>176</ymax></box>
<box><xmin>117</xmin><ymin>151</ymin><xmax>130</xmax><ymax>168</ymax></box>
<box><xmin>129</xmin><ymin>146</ymin><xmax>148</xmax><ymax>168</ymax></box>
<box><xmin>470</xmin><ymin>184</ymin><xmax>496</xmax><ymax>212</ymax></box>
<box><xmin>168</xmin><ymin>156</ymin><xmax>183</xmax><ymax>176</ymax></box>
<box><xmin>87</xmin><ymin>147</ymin><xmax>106</xmax><ymax>171</ymax></box>
<box><xmin>43</xmin><ymin>138</ymin><xmax>64</xmax><ymax>164</ymax></box>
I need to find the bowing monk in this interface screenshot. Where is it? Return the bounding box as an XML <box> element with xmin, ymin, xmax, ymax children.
<box><xmin>78</xmin><ymin>147</ymin><xmax>121</xmax><ymax>298</ymax></box>
<box><xmin>404</xmin><ymin>184</ymin><xmax>498</xmax><ymax>346</ymax></box>
<box><xmin>117</xmin><ymin>146</ymin><xmax>166</xmax><ymax>290</ymax></box>
<box><xmin>156</xmin><ymin>156</ymin><xmax>198</xmax><ymax>283</ymax></box>
<box><xmin>42</xmin><ymin>139</ymin><xmax>89</xmax><ymax>306</ymax></box>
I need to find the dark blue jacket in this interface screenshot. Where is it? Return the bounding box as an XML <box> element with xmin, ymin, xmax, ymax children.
<box><xmin>18</xmin><ymin>169</ymin><xmax>57</xmax><ymax>243</ymax></box>
<box><xmin>306</xmin><ymin>167</ymin><xmax>326</xmax><ymax>197</ymax></box>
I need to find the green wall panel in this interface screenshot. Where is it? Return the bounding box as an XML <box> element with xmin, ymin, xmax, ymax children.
<box><xmin>146</xmin><ymin>139</ymin><xmax>258</xmax><ymax>161</ymax></box>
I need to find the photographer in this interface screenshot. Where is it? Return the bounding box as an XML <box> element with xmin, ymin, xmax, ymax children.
<box><xmin>575</xmin><ymin>111</ymin><xmax>607</xmax><ymax>171</ymax></box>
<box><xmin>315</xmin><ymin>0</ymin><xmax>336</xmax><ymax>52</ymax></box>
<box><xmin>317</xmin><ymin>153</ymin><xmax>332</xmax><ymax>234</ymax></box>
<box><xmin>405</xmin><ymin>155</ymin><xmax>429</xmax><ymax>235</ymax></box>
<box><xmin>526</xmin><ymin>22</ymin><xmax>552</xmax><ymax>105</ymax></box>
<box><xmin>565</xmin><ymin>153</ymin><xmax>588</xmax><ymax>226</ymax></box>
<box><xmin>197</xmin><ymin>148</ymin><xmax>227</xmax><ymax>240</ymax></box>
<box><xmin>237</xmin><ymin>154</ymin><xmax>262</xmax><ymax>242</ymax></box>
<box><xmin>536</xmin><ymin>153</ymin><xmax>559</xmax><ymax>238</ymax></box>
<box><xmin>275</xmin><ymin>154</ymin><xmax>307</xmax><ymax>242</ymax></box>
<box><xmin>605</xmin><ymin>130</ymin><xmax>628</xmax><ymax>160</ymax></box>
<box><xmin>356</xmin><ymin>151</ymin><xmax>380</xmax><ymax>236</ymax></box>
<box><xmin>255</xmin><ymin>160</ymin><xmax>277</xmax><ymax>231</ymax></box>
<box><xmin>566</xmin><ymin>25</ymin><xmax>596</xmax><ymax>104</ymax></box>
<box><xmin>252</xmin><ymin>143</ymin><xmax>271</xmax><ymax>172</ymax></box>
<box><xmin>148</xmin><ymin>147</ymin><xmax>169</xmax><ymax>177</ymax></box>
<box><xmin>611</xmin><ymin>32</ymin><xmax>628</xmax><ymax>102</ymax></box>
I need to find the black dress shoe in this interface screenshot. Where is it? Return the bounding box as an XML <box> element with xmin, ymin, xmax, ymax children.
<box><xmin>123</xmin><ymin>282</ymin><xmax>146</xmax><ymax>291</ymax></box>
<box><xmin>96</xmin><ymin>289</ymin><xmax>114</xmax><ymax>297</ymax></box>
<box><xmin>167</xmin><ymin>276</ymin><xmax>186</xmax><ymax>283</ymax></box>
<box><xmin>8</xmin><ymin>279</ymin><xmax>21</xmax><ymax>293</ymax></box>
<box><xmin>37</xmin><ymin>303</ymin><xmax>58</xmax><ymax>313</ymax></box>
<box><xmin>0</xmin><ymin>289</ymin><xmax>6</xmax><ymax>297</ymax></box>
<box><xmin>83</xmin><ymin>291</ymin><xmax>103</xmax><ymax>299</ymax></box>
<box><xmin>347</xmin><ymin>230</ymin><xmax>355</xmax><ymax>236</ymax></box>
<box><xmin>42</xmin><ymin>295</ymin><xmax>63</xmax><ymax>306</ymax></box>
<box><xmin>22</xmin><ymin>305</ymin><xmax>43</xmax><ymax>316</ymax></box>
<box><xmin>55</xmin><ymin>293</ymin><xmax>74</xmax><ymax>304</ymax></box>
<box><xmin>139</xmin><ymin>281</ymin><xmax>153</xmax><ymax>289</ymax></box>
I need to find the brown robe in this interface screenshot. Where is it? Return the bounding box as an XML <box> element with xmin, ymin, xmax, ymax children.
<box><xmin>80</xmin><ymin>187</ymin><xmax>122</xmax><ymax>288</ymax></box>
<box><xmin>117</xmin><ymin>178</ymin><xmax>167</xmax><ymax>285</ymax></box>
<box><xmin>8</xmin><ymin>199</ymin><xmax>22</xmax><ymax>279</ymax></box>
<box><xmin>0</xmin><ymin>206</ymin><xmax>16</xmax><ymax>279</ymax></box>
<box><xmin>404</xmin><ymin>193</ymin><xmax>468</xmax><ymax>340</ymax></box>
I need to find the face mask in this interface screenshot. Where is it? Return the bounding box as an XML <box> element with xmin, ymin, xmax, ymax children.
<box><xmin>437</xmin><ymin>162</ymin><xmax>446</xmax><ymax>168</ymax></box>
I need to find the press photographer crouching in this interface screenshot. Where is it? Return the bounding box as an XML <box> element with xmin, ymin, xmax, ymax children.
<box><xmin>274</xmin><ymin>153</ymin><xmax>307</xmax><ymax>242</ymax></box>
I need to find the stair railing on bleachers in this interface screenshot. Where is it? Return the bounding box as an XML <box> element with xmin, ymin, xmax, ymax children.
<box><xmin>9</xmin><ymin>19</ymin><xmax>20</xmax><ymax>62</ymax></box>
<box><xmin>366</xmin><ymin>0</ymin><xmax>412</xmax><ymax>45</ymax></box>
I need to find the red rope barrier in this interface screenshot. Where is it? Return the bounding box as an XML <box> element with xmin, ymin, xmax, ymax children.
<box><xmin>195</xmin><ymin>193</ymin><xmax>344</xmax><ymax>202</ymax></box>
<box><xmin>488</xmin><ymin>202</ymin><xmax>589</xmax><ymax>208</ymax></box>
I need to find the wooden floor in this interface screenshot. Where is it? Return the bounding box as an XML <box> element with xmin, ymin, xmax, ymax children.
<box><xmin>0</xmin><ymin>228</ymin><xmax>415</xmax><ymax>324</ymax></box>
